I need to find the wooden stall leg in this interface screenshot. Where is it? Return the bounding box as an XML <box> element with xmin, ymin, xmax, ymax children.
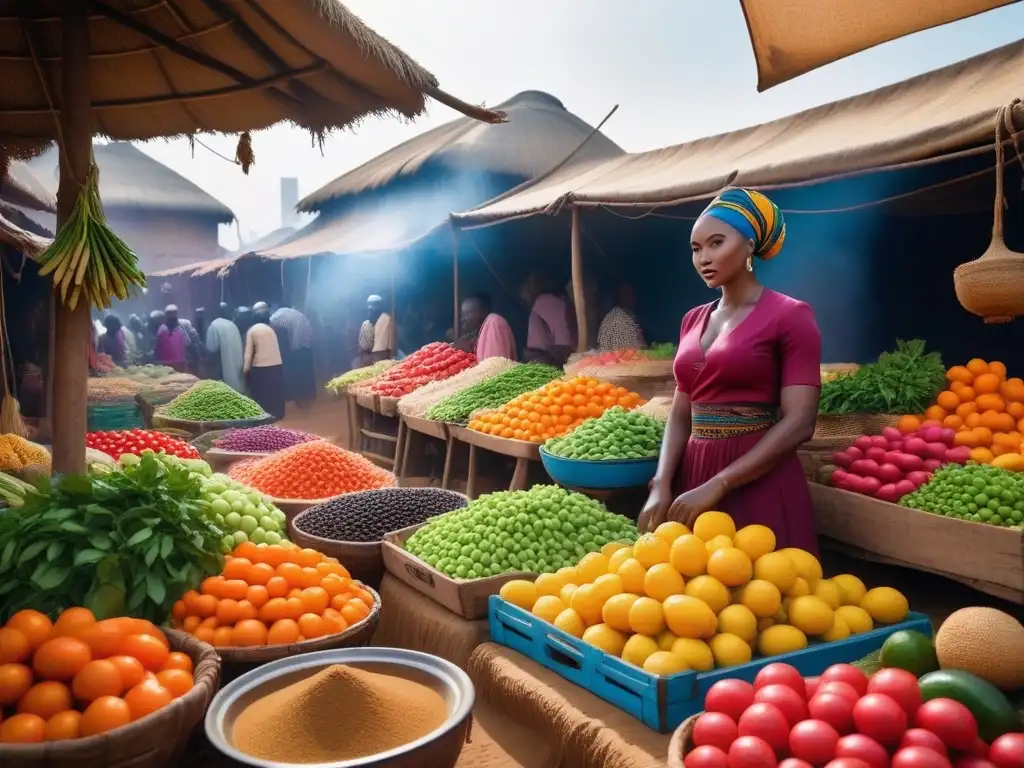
<box><xmin>400</xmin><ymin>423</ymin><xmax>414</xmax><ymax>484</ymax></box>
<box><xmin>394</xmin><ymin>419</ymin><xmax>407</xmax><ymax>479</ymax></box>
<box><xmin>467</xmin><ymin>444</ymin><xmax>478</xmax><ymax>500</ymax></box>
<box><xmin>441</xmin><ymin>435</ymin><xmax>455</xmax><ymax>490</ymax></box>
<box><xmin>510</xmin><ymin>457</ymin><xmax>529</xmax><ymax>491</ymax></box>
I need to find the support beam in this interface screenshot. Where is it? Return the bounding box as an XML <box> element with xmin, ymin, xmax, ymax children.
<box><xmin>570</xmin><ymin>206</ymin><xmax>587</xmax><ymax>353</ymax></box>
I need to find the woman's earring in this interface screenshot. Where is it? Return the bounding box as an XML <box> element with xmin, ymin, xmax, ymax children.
<box><xmin>746</xmin><ymin>255</ymin><xmax>754</xmax><ymax>272</ymax></box>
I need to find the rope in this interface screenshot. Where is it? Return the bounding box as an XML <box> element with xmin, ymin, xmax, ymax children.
<box><xmin>191</xmin><ymin>135</ymin><xmax>242</xmax><ymax>166</ymax></box>
<box><xmin>461</xmin><ymin>229</ymin><xmax>526</xmax><ymax>307</ymax></box>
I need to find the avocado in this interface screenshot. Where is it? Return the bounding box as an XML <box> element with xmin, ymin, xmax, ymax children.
<box><xmin>918</xmin><ymin>669</ymin><xmax>1024</xmax><ymax>742</ymax></box>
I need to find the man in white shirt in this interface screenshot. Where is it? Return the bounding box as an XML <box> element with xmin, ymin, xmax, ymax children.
<box><xmin>365</xmin><ymin>295</ymin><xmax>395</xmax><ymax>362</ymax></box>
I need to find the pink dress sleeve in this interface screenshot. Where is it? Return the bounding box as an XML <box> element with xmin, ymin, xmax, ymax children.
<box><xmin>673</xmin><ymin>306</ymin><xmax>705</xmax><ymax>394</ymax></box>
<box><xmin>778</xmin><ymin>301</ymin><xmax>822</xmax><ymax>388</ymax></box>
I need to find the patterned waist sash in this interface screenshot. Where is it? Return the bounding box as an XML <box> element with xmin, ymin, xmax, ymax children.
<box><xmin>691</xmin><ymin>403</ymin><xmax>777</xmax><ymax>440</ymax></box>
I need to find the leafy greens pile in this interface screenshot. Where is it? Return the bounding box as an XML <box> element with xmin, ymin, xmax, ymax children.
<box><xmin>0</xmin><ymin>453</ymin><xmax>224</xmax><ymax>623</ymax></box>
<box><xmin>818</xmin><ymin>340</ymin><xmax>946</xmax><ymax>416</ymax></box>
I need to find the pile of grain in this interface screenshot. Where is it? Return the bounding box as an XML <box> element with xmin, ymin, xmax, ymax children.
<box><xmin>636</xmin><ymin>396</ymin><xmax>672</xmax><ymax>422</ymax></box>
<box><xmin>399</xmin><ymin>357</ymin><xmax>517</xmax><ymax>418</ymax></box>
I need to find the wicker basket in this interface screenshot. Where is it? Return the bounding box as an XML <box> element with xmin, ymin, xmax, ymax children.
<box><xmin>0</xmin><ymin>630</ymin><xmax>219</xmax><ymax>767</ymax></box>
<box><xmin>666</xmin><ymin>714</ymin><xmax>697</xmax><ymax>768</ymax></box>
<box><xmin>798</xmin><ymin>436</ymin><xmax>855</xmax><ymax>483</ymax></box>
<box><xmin>813</xmin><ymin>413</ymin><xmax>900</xmax><ymax>439</ymax></box>
<box><xmin>289</xmin><ymin>528</ymin><xmax>385</xmax><ymax>588</ymax></box>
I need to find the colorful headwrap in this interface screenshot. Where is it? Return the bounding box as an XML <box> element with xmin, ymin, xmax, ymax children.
<box><xmin>699</xmin><ymin>187</ymin><xmax>786</xmax><ymax>260</ymax></box>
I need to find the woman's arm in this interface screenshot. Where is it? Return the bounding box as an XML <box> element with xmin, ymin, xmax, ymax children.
<box><xmin>243</xmin><ymin>329</ymin><xmax>255</xmax><ymax>373</ymax></box>
<box><xmin>638</xmin><ymin>389</ymin><xmax>691</xmax><ymax>531</ymax></box>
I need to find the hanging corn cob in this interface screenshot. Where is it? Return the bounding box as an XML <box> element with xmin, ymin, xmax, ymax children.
<box><xmin>36</xmin><ymin>163</ymin><xmax>147</xmax><ymax>310</ymax></box>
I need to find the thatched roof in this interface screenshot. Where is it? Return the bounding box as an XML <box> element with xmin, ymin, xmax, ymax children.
<box><xmin>2</xmin><ymin>161</ymin><xmax>55</xmax><ymax>212</ymax></box>
<box><xmin>26</xmin><ymin>142</ymin><xmax>235</xmax><ymax>222</ymax></box>
<box><xmin>299</xmin><ymin>90</ymin><xmax>623</xmax><ymax>211</ymax></box>
<box><xmin>0</xmin><ymin>206</ymin><xmax>50</xmax><ymax>257</ymax></box>
<box><xmin>0</xmin><ymin>0</ymin><xmax>505</xmax><ymax>160</ymax></box>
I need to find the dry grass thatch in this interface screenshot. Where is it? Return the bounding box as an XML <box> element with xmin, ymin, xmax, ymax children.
<box><xmin>26</xmin><ymin>141</ymin><xmax>235</xmax><ymax>221</ymax></box>
<box><xmin>299</xmin><ymin>90</ymin><xmax>624</xmax><ymax>211</ymax></box>
<box><xmin>0</xmin><ymin>0</ymin><xmax>504</xmax><ymax>158</ymax></box>
<box><xmin>0</xmin><ymin>205</ymin><xmax>51</xmax><ymax>257</ymax></box>
<box><xmin>2</xmin><ymin>161</ymin><xmax>55</xmax><ymax>212</ymax></box>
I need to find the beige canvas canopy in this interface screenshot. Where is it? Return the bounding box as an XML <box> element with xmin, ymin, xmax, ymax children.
<box><xmin>741</xmin><ymin>0</ymin><xmax>1020</xmax><ymax>91</ymax></box>
<box><xmin>453</xmin><ymin>39</ymin><xmax>1024</xmax><ymax>228</ymax></box>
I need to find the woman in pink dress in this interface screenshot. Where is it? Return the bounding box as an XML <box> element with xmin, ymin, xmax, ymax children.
<box><xmin>639</xmin><ymin>188</ymin><xmax>821</xmax><ymax>552</ymax></box>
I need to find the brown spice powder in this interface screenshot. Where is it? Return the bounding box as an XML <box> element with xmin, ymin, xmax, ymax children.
<box><xmin>232</xmin><ymin>664</ymin><xmax>448</xmax><ymax>764</ymax></box>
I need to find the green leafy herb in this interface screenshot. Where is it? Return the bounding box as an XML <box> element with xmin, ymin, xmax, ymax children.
<box><xmin>818</xmin><ymin>340</ymin><xmax>946</xmax><ymax>416</ymax></box>
<box><xmin>0</xmin><ymin>453</ymin><xmax>224</xmax><ymax>623</ymax></box>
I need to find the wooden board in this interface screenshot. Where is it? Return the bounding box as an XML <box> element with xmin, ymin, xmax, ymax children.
<box><xmin>810</xmin><ymin>484</ymin><xmax>1024</xmax><ymax>604</ymax></box>
<box><xmin>379</xmin><ymin>395</ymin><xmax>400</xmax><ymax>417</ymax></box>
<box><xmin>356</xmin><ymin>392</ymin><xmax>379</xmax><ymax>412</ymax></box>
<box><xmin>450</xmin><ymin>424</ymin><xmax>541</xmax><ymax>460</ymax></box>
<box><xmin>401</xmin><ymin>414</ymin><xmax>449</xmax><ymax>440</ymax></box>
<box><xmin>153</xmin><ymin>413</ymin><xmax>276</xmax><ymax>436</ymax></box>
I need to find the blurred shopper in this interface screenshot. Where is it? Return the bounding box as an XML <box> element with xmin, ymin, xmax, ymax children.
<box><xmin>521</xmin><ymin>271</ymin><xmax>573</xmax><ymax>366</ymax></box>
<box><xmin>458</xmin><ymin>294</ymin><xmax>517</xmax><ymax>360</ymax></box>
<box><xmin>154</xmin><ymin>305</ymin><xmax>187</xmax><ymax>371</ymax></box>
<box><xmin>206</xmin><ymin>302</ymin><xmax>245</xmax><ymax>393</ymax></box>
<box><xmin>244</xmin><ymin>305</ymin><xmax>285</xmax><ymax>419</ymax></box>
<box><xmin>98</xmin><ymin>313</ymin><xmax>127</xmax><ymax>366</ymax></box>
<box><xmin>597</xmin><ymin>284</ymin><xmax>646</xmax><ymax>351</ymax></box>
<box><xmin>271</xmin><ymin>306</ymin><xmax>316</xmax><ymax>408</ymax></box>
<box><xmin>355</xmin><ymin>294</ymin><xmax>395</xmax><ymax>366</ymax></box>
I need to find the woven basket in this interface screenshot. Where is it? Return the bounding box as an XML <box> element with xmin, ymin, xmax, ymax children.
<box><xmin>814</xmin><ymin>413</ymin><xmax>900</xmax><ymax>439</ymax></box>
<box><xmin>954</xmin><ymin>101</ymin><xmax>1024</xmax><ymax>324</ymax></box>
<box><xmin>666</xmin><ymin>714</ymin><xmax>697</xmax><ymax>768</ymax></box>
<box><xmin>0</xmin><ymin>630</ymin><xmax>219</xmax><ymax>767</ymax></box>
<box><xmin>798</xmin><ymin>436</ymin><xmax>855</xmax><ymax>483</ymax></box>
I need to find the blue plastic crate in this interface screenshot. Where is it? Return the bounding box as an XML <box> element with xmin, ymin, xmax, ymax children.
<box><xmin>489</xmin><ymin>595</ymin><xmax>931</xmax><ymax>733</ymax></box>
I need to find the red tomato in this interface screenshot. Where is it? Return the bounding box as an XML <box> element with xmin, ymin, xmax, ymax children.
<box><xmin>705</xmin><ymin>679</ymin><xmax>756</xmax><ymax>722</ymax></box>
<box><xmin>779</xmin><ymin>760</ymin><xmax>813</xmax><ymax>768</ymax></box>
<box><xmin>804</xmin><ymin>676</ymin><xmax>821</xmax><ymax>699</ymax></box>
<box><xmin>852</xmin><ymin>694</ymin><xmax>908</xmax><ymax>746</ymax></box>
<box><xmin>824</xmin><ymin>760</ymin><xmax>874</xmax><ymax>768</ymax></box>
<box><xmin>789</xmin><ymin>719</ymin><xmax>840</xmax><ymax>765</ymax></box>
<box><xmin>684</xmin><ymin>746</ymin><xmax>730</xmax><ymax>768</ymax></box>
<box><xmin>899</xmin><ymin>729</ymin><xmax>948</xmax><ymax>756</ymax></box>
<box><xmin>727</xmin><ymin>736</ymin><xmax>778</xmax><ymax>768</ymax></box>
<box><xmin>820</xmin><ymin>665</ymin><xmax>869</xmax><ymax>697</ymax></box>
<box><xmin>754</xmin><ymin>664</ymin><xmax>806</xmax><ymax>695</ymax></box>
<box><xmin>914</xmin><ymin>699</ymin><xmax>978</xmax><ymax>751</ymax></box>
<box><xmin>809</xmin><ymin>692</ymin><xmax>856</xmax><ymax>734</ymax></box>
<box><xmin>891</xmin><ymin>746</ymin><xmax>954</xmax><ymax>768</ymax></box>
<box><xmin>834</xmin><ymin>734</ymin><xmax>889</xmax><ymax>768</ymax></box>
<box><xmin>867</xmin><ymin>668</ymin><xmax>922</xmax><ymax>717</ymax></box>
<box><xmin>693</xmin><ymin>712</ymin><xmax>739</xmax><ymax>753</ymax></box>
<box><xmin>817</xmin><ymin>681</ymin><xmax>861</xmax><ymax>705</ymax></box>
<box><xmin>755</xmin><ymin>685</ymin><xmax>810</xmax><ymax>727</ymax></box>
<box><xmin>951</xmin><ymin>758</ymin><xmax>997</xmax><ymax>768</ymax></box>
<box><xmin>989</xmin><ymin>733</ymin><xmax>1024</xmax><ymax>768</ymax></box>
<box><xmin>737</xmin><ymin>703</ymin><xmax>790</xmax><ymax>754</ymax></box>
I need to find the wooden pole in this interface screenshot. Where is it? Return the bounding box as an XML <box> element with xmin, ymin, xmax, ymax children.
<box><xmin>451</xmin><ymin>222</ymin><xmax>460</xmax><ymax>340</ymax></box>
<box><xmin>570</xmin><ymin>206</ymin><xmax>587</xmax><ymax>353</ymax></box>
<box><xmin>52</xmin><ymin>1</ymin><xmax>91</xmax><ymax>475</ymax></box>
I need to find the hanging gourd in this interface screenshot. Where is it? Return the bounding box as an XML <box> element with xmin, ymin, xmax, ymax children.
<box><xmin>953</xmin><ymin>100</ymin><xmax>1024</xmax><ymax>323</ymax></box>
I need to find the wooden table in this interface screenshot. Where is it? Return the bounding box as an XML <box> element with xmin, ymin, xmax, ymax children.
<box><xmin>398</xmin><ymin>414</ymin><xmax>452</xmax><ymax>486</ymax></box>
<box><xmin>450</xmin><ymin>425</ymin><xmax>541</xmax><ymax>499</ymax></box>
<box><xmin>353</xmin><ymin>392</ymin><xmax>399</xmax><ymax>469</ymax></box>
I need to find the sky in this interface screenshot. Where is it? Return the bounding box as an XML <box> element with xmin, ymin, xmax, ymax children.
<box><xmin>133</xmin><ymin>1</ymin><xmax>1024</xmax><ymax>250</ymax></box>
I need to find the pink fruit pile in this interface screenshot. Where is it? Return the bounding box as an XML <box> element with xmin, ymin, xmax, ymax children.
<box><xmin>683</xmin><ymin>663</ymin><xmax>1024</xmax><ymax>768</ymax></box>
<box><xmin>830</xmin><ymin>426</ymin><xmax>970</xmax><ymax>503</ymax></box>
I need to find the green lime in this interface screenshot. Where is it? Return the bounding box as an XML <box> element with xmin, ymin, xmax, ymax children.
<box><xmin>879</xmin><ymin>629</ymin><xmax>939</xmax><ymax>677</ymax></box>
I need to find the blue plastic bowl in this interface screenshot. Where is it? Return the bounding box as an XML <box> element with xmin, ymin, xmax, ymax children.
<box><xmin>539</xmin><ymin>446</ymin><xmax>658</xmax><ymax>490</ymax></box>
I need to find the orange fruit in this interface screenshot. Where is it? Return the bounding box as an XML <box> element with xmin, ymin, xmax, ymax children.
<box><xmin>989</xmin><ymin>361</ymin><xmax>1008</xmax><ymax>379</ymax></box>
<box><xmin>265</xmin><ymin>576</ymin><xmax>289</xmax><ymax>598</ymax></box>
<box><xmin>33</xmin><ymin>637</ymin><xmax>92</xmax><ymax>681</ymax></box>
<box><xmin>237</xmin><ymin>600</ymin><xmax>258</xmax><ymax>621</ymax></box>
<box><xmin>171</xmin><ymin>601</ymin><xmax>187</xmax><ymax>621</ymax></box>
<box><xmin>52</xmin><ymin>607</ymin><xmax>96</xmax><ymax>637</ymax></box>
<box><xmin>340</xmin><ymin>601</ymin><xmax>369</xmax><ymax>626</ymax></box>
<box><xmin>992</xmin><ymin>444</ymin><xmax>1014</xmax><ymax>457</ymax></box>
<box><xmin>247</xmin><ymin>563</ymin><xmax>275</xmax><ymax>585</ymax></box>
<box><xmin>277</xmin><ymin>563</ymin><xmax>302</xmax><ymax>587</ymax></box>
<box><xmin>942</xmin><ymin>414</ymin><xmax>963</xmax><ymax>430</ymax></box>
<box><xmin>80</xmin><ymin>695</ymin><xmax>132</xmax><ymax>735</ymax></box>
<box><xmin>43</xmin><ymin>710</ymin><xmax>81</xmax><ymax>741</ymax></box>
<box><xmin>220</xmin><ymin>579</ymin><xmax>249</xmax><ymax>601</ymax></box>
<box><xmin>297</xmin><ymin>613</ymin><xmax>328</xmax><ymax>639</ymax></box>
<box><xmin>299</xmin><ymin>587</ymin><xmax>330</xmax><ymax>615</ymax></box>
<box><xmin>979</xmin><ymin>411</ymin><xmax>1005</xmax><ymax>431</ymax></box>
<box><xmin>994</xmin><ymin>414</ymin><xmax>1017</xmax><ymax>433</ymax></box>
<box><xmin>321</xmin><ymin>609</ymin><xmax>348</xmax><ymax>634</ymax></box>
<box><xmin>212</xmin><ymin>627</ymin><xmax>234</xmax><ymax>647</ymax></box>
<box><xmin>954</xmin><ymin>430</ymin><xmax>980</xmax><ymax>448</ymax></box>
<box><xmin>972</xmin><ymin>426</ymin><xmax>994</xmax><ymax>446</ymax></box>
<box><xmin>215</xmin><ymin>599</ymin><xmax>242</xmax><ymax>626</ymax></box>
<box><xmin>0</xmin><ymin>627</ymin><xmax>30</xmax><ymax>664</ymax></box>
<box><xmin>966</xmin><ymin>358</ymin><xmax>990</xmax><ymax>376</ymax></box>
<box><xmin>973</xmin><ymin>373</ymin><xmax>1001</xmax><ymax>395</ymax></box>
<box><xmin>1002</xmin><ymin>378</ymin><xmax>1024</xmax><ymax>403</ymax></box>
<box><xmin>7</xmin><ymin>610</ymin><xmax>53</xmax><ymax>651</ymax></box>
<box><xmin>295</xmin><ymin>548</ymin><xmax>322</xmax><ymax>568</ymax></box>
<box><xmin>285</xmin><ymin>597</ymin><xmax>305</xmax><ymax>620</ymax></box>
<box><xmin>231</xmin><ymin>620</ymin><xmax>268</xmax><ymax>647</ymax></box>
<box><xmin>266</xmin><ymin>619</ymin><xmax>300</xmax><ymax>645</ymax></box>
<box><xmin>956</xmin><ymin>401</ymin><xmax>979</xmax><ymax>419</ymax></box>
<box><xmin>124</xmin><ymin>679</ymin><xmax>173</xmax><ymax>721</ymax></box>
<box><xmin>72</xmin><ymin>660</ymin><xmax>124</xmax><ymax>701</ymax></box>
<box><xmin>193</xmin><ymin>594</ymin><xmax>218</xmax><ymax>618</ymax></box>
<box><xmin>193</xmin><ymin>627</ymin><xmax>215</xmax><ymax>644</ymax></box>
<box><xmin>76</xmin><ymin>620</ymin><xmax>128</xmax><ymax>659</ymax></box>
<box><xmin>198</xmin><ymin>617</ymin><xmax>218</xmax><ymax>631</ymax></box>
<box><xmin>936</xmin><ymin>391</ymin><xmax>960</xmax><ymax>410</ymax></box>
<box><xmin>297</xmin><ymin>568</ymin><xmax>321</xmax><ymax>588</ymax></box>
<box><xmin>977</xmin><ymin>394</ymin><xmax>1006</xmax><ymax>413</ymax></box>
<box><xmin>970</xmin><ymin>447</ymin><xmax>995</xmax><ymax>464</ymax></box>
<box><xmin>18</xmin><ymin>680</ymin><xmax>73</xmax><ymax>719</ymax></box>
<box><xmin>246</xmin><ymin>585</ymin><xmax>270</xmax><ymax>609</ymax></box>
<box><xmin>0</xmin><ymin>712</ymin><xmax>46</xmax><ymax>743</ymax></box>
<box><xmin>200</xmin><ymin>577</ymin><xmax>225</xmax><ymax>597</ymax></box>
<box><xmin>156</xmin><ymin>669</ymin><xmax>193</xmax><ymax>698</ymax></box>
<box><xmin>258</xmin><ymin>597</ymin><xmax>290</xmax><ymax>623</ymax></box>
<box><xmin>352</xmin><ymin>589</ymin><xmax>375</xmax><ymax>610</ymax></box>
<box><xmin>161</xmin><ymin>652</ymin><xmax>193</xmax><ymax>674</ymax></box>
<box><xmin>222</xmin><ymin>557</ymin><xmax>252</xmax><ymax>581</ymax></box>
<box><xmin>1007</xmin><ymin>402</ymin><xmax>1024</xmax><ymax>419</ymax></box>
<box><xmin>106</xmin><ymin>656</ymin><xmax>145</xmax><ymax>690</ymax></box>
<box><xmin>964</xmin><ymin>412</ymin><xmax>982</xmax><ymax>429</ymax></box>
<box><xmin>233</xmin><ymin>541</ymin><xmax>260</xmax><ymax>561</ymax></box>
<box><xmin>119</xmin><ymin>634</ymin><xmax>169</xmax><ymax>672</ymax></box>
<box><xmin>0</xmin><ymin>662</ymin><xmax>33</xmax><ymax>705</ymax></box>
<box><xmin>947</xmin><ymin>365</ymin><xmax>974</xmax><ymax>384</ymax></box>
<box><xmin>924</xmin><ymin>405</ymin><xmax>947</xmax><ymax>422</ymax></box>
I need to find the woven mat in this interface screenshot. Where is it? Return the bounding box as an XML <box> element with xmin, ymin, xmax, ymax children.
<box><xmin>467</xmin><ymin>643</ymin><xmax>671</xmax><ymax>768</ymax></box>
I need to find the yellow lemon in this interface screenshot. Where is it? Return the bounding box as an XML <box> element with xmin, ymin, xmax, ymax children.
<box><xmin>671</xmin><ymin>638</ymin><xmax>715</xmax><ymax>672</ymax></box>
<box><xmin>532</xmin><ymin>595</ymin><xmax>566</xmax><ymax>624</ymax></box>
<box><xmin>556</xmin><ymin>566</ymin><xmax>579</xmax><ymax>586</ymax></box>
<box><xmin>786</xmin><ymin>577</ymin><xmax>811</xmax><ymax>598</ymax></box>
<box><xmin>860</xmin><ymin>587</ymin><xmax>909</xmax><ymax>624</ymax></box>
<box><xmin>553</xmin><ymin>608</ymin><xmax>587</xmax><ymax>638</ymax></box>
<box><xmin>607</xmin><ymin>547</ymin><xmax>634</xmax><ymax>574</ymax></box>
<box><xmin>643</xmin><ymin>650</ymin><xmax>689</xmax><ymax>676</ymax></box>
<box><xmin>758</xmin><ymin>624</ymin><xmax>808</xmax><ymax>656</ymax></box>
<box><xmin>832</xmin><ymin>574</ymin><xmax>867</xmax><ymax>606</ymax></box>
<box><xmin>654</xmin><ymin>521</ymin><xmax>690</xmax><ymax>546</ymax></box>
<box><xmin>622</xmin><ymin>634</ymin><xmax>661</xmax><ymax>667</ymax></box>
<box><xmin>633</xmin><ymin>534</ymin><xmax>671</xmax><ymax>568</ymax></box>
<box><xmin>644</xmin><ymin>563</ymin><xmax>686</xmax><ymax>601</ymax></box>
<box><xmin>576</xmin><ymin>552</ymin><xmax>610</xmax><ymax>584</ymax></box>
<box><xmin>835</xmin><ymin>605</ymin><xmax>874</xmax><ymax>634</ymax></box>
<box><xmin>601</xmin><ymin>541</ymin><xmax>632</xmax><ymax>558</ymax></box>
<box><xmin>693</xmin><ymin>511</ymin><xmax>737</xmax><ymax>542</ymax></box>
<box><xmin>663</xmin><ymin>594</ymin><xmax>717</xmax><ymax>639</ymax></box>
<box><xmin>704</xmin><ymin>535</ymin><xmax>734</xmax><ymax>554</ymax></box>
<box><xmin>788</xmin><ymin>595</ymin><xmax>835</xmax><ymax>636</ymax></box>
<box><xmin>780</xmin><ymin>548</ymin><xmax>823</xmax><ymax>589</ymax></box>
<box><xmin>592</xmin><ymin>573</ymin><xmax>624</xmax><ymax>602</ymax></box>
<box><xmin>813</xmin><ymin>579</ymin><xmax>842</xmax><ymax>610</ymax></box>
<box><xmin>582</xmin><ymin>623</ymin><xmax>627</xmax><ymax>656</ymax></box>
<box><xmin>733</xmin><ymin>525</ymin><xmax>776</xmax><ymax>561</ymax></box>
<box><xmin>717</xmin><ymin>604</ymin><xmax>758</xmax><ymax>644</ymax></box>
<box><xmin>534</xmin><ymin>572</ymin><xmax>564</xmax><ymax>597</ymax></box>
<box><xmin>559</xmin><ymin>583</ymin><xmax>578</xmax><ymax>605</ymax></box>
<box><xmin>753</xmin><ymin>552</ymin><xmax>798</xmax><ymax>592</ymax></box>
<box><xmin>684</xmin><ymin>575</ymin><xmax>731</xmax><ymax>614</ymax></box>
<box><xmin>707</xmin><ymin>548</ymin><xmax>753</xmax><ymax>587</ymax></box>
<box><xmin>669</xmin><ymin>534</ymin><xmax>709</xmax><ymax>578</ymax></box>
<box><xmin>738</xmin><ymin>580</ymin><xmax>782</xmax><ymax>619</ymax></box>
<box><xmin>710</xmin><ymin>633</ymin><xmax>752</xmax><ymax>668</ymax></box>
<box><xmin>499</xmin><ymin>579</ymin><xmax>538</xmax><ymax>611</ymax></box>
<box><xmin>820</xmin><ymin>616</ymin><xmax>850</xmax><ymax>643</ymax></box>
<box><xmin>617</xmin><ymin>558</ymin><xmax>648</xmax><ymax>594</ymax></box>
<box><xmin>656</xmin><ymin>629</ymin><xmax>679</xmax><ymax>651</ymax></box>
<box><xmin>570</xmin><ymin>584</ymin><xmax>605</xmax><ymax>625</ymax></box>
<box><xmin>601</xmin><ymin>593</ymin><xmax>639</xmax><ymax>632</ymax></box>
<box><xmin>628</xmin><ymin>596</ymin><xmax>666</xmax><ymax>635</ymax></box>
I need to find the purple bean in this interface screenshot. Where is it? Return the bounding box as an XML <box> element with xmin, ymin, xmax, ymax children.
<box><xmin>213</xmin><ymin>426</ymin><xmax>320</xmax><ymax>453</ymax></box>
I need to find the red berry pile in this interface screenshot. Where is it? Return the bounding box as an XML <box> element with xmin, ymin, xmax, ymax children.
<box><xmin>86</xmin><ymin>429</ymin><xmax>200</xmax><ymax>460</ymax></box>
<box><xmin>685</xmin><ymin>663</ymin><xmax>1024</xmax><ymax>768</ymax></box>
<box><xmin>369</xmin><ymin>342</ymin><xmax>476</xmax><ymax>398</ymax></box>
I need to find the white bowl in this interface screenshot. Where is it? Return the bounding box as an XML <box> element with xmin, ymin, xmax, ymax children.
<box><xmin>204</xmin><ymin>647</ymin><xmax>474</xmax><ymax>768</ymax></box>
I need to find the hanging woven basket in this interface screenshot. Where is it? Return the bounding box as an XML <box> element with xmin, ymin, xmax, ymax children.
<box><xmin>953</xmin><ymin>100</ymin><xmax>1024</xmax><ymax>323</ymax></box>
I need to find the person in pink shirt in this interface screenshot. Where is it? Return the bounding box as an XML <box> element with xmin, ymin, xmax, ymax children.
<box><xmin>521</xmin><ymin>271</ymin><xmax>575</xmax><ymax>366</ymax></box>
<box><xmin>457</xmin><ymin>295</ymin><xmax>517</xmax><ymax>361</ymax></box>
<box><xmin>154</xmin><ymin>304</ymin><xmax>188</xmax><ymax>372</ymax></box>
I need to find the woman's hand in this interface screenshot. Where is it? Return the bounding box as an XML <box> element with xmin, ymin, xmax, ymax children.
<box><xmin>638</xmin><ymin>482</ymin><xmax>672</xmax><ymax>532</ymax></box>
<box><xmin>666</xmin><ymin>480</ymin><xmax>726</xmax><ymax>529</ymax></box>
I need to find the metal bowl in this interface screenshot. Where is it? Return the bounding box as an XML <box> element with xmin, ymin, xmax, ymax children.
<box><xmin>204</xmin><ymin>647</ymin><xmax>475</xmax><ymax>768</ymax></box>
